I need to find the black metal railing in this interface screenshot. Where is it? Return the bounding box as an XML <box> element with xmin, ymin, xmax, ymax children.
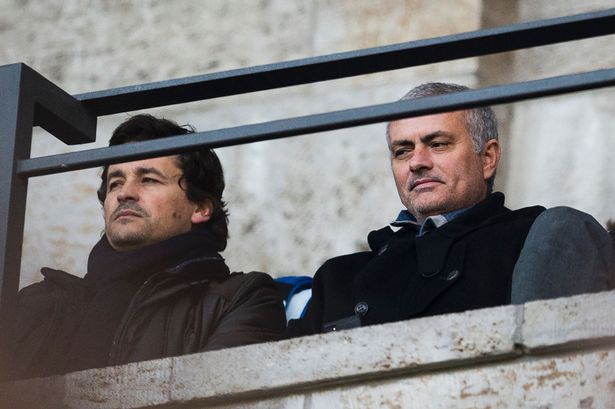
<box><xmin>2</xmin><ymin>8</ymin><xmax>615</xmax><ymax>310</ymax></box>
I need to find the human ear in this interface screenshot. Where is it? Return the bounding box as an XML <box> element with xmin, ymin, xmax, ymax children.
<box><xmin>482</xmin><ymin>139</ymin><xmax>501</xmax><ymax>180</ymax></box>
<box><xmin>191</xmin><ymin>200</ymin><xmax>213</xmax><ymax>224</ymax></box>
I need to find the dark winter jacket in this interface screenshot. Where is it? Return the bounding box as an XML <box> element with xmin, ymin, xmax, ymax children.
<box><xmin>0</xmin><ymin>229</ymin><xmax>286</xmax><ymax>380</ymax></box>
<box><xmin>287</xmin><ymin>193</ymin><xmax>544</xmax><ymax>337</ymax></box>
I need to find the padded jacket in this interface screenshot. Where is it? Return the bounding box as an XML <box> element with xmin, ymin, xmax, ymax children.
<box><xmin>0</xmin><ymin>232</ymin><xmax>286</xmax><ymax>380</ymax></box>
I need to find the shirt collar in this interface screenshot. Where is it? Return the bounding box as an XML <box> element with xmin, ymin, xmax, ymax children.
<box><xmin>390</xmin><ymin>207</ymin><xmax>470</xmax><ymax>236</ymax></box>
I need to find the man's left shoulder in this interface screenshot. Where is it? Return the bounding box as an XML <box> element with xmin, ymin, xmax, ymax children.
<box><xmin>510</xmin><ymin>206</ymin><xmax>545</xmax><ymax>219</ymax></box>
<box><xmin>475</xmin><ymin>192</ymin><xmax>544</xmax><ymax>221</ymax></box>
<box><xmin>208</xmin><ymin>271</ymin><xmax>277</xmax><ymax>299</ymax></box>
<box><xmin>493</xmin><ymin>204</ymin><xmax>546</xmax><ymax>226</ymax></box>
<box><xmin>229</xmin><ymin>271</ymin><xmax>276</xmax><ymax>287</ymax></box>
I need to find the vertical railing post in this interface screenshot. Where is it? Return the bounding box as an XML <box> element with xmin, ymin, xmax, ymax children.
<box><xmin>0</xmin><ymin>63</ymin><xmax>96</xmax><ymax>313</ymax></box>
<box><xmin>0</xmin><ymin>64</ymin><xmax>34</xmax><ymax>312</ymax></box>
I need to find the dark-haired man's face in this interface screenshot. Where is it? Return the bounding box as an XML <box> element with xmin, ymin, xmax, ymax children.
<box><xmin>103</xmin><ymin>155</ymin><xmax>211</xmax><ymax>251</ymax></box>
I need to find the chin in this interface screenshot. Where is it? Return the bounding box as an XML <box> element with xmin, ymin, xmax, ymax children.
<box><xmin>410</xmin><ymin>198</ymin><xmax>445</xmax><ymax>214</ymax></box>
<box><xmin>108</xmin><ymin>233</ymin><xmax>148</xmax><ymax>249</ymax></box>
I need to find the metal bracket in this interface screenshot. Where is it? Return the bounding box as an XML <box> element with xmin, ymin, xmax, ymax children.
<box><xmin>0</xmin><ymin>63</ymin><xmax>96</xmax><ymax>310</ymax></box>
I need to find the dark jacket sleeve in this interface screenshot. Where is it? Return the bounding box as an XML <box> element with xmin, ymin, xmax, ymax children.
<box><xmin>203</xmin><ymin>272</ymin><xmax>286</xmax><ymax>351</ymax></box>
<box><xmin>0</xmin><ymin>269</ymin><xmax>85</xmax><ymax>381</ymax></box>
<box><xmin>285</xmin><ymin>252</ymin><xmax>373</xmax><ymax>338</ymax></box>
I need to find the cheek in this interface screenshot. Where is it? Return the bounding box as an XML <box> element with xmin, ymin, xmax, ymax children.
<box><xmin>457</xmin><ymin>161</ymin><xmax>487</xmax><ymax>191</ymax></box>
<box><xmin>102</xmin><ymin>201</ymin><xmax>113</xmax><ymax>220</ymax></box>
<box><xmin>392</xmin><ymin>165</ymin><xmax>407</xmax><ymax>186</ymax></box>
<box><xmin>162</xmin><ymin>195</ymin><xmax>194</xmax><ymax>220</ymax></box>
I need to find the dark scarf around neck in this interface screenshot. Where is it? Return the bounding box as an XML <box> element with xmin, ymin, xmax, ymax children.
<box><xmin>85</xmin><ymin>228</ymin><xmax>230</xmax><ymax>285</ymax></box>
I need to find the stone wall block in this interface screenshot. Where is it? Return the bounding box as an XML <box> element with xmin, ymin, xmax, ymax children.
<box><xmin>497</xmin><ymin>0</ymin><xmax>615</xmax><ymax>226</ymax></box>
<box><xmin>520</xmin><ymin>290</ymin><xmax>615</xmax><ymax>352</ymax></box>
<box><xmin>503</xmin><ymin>89</ymin><xmax>615</xmax><ymax>225</ymax></box>
<box><xmin>0</xmin><ymin>358</ymin><xmax>174</xmax><ymax>409</ymax></box>
<box><xmin>169</xmin><ymin>304</ymin><xmax>518</xmax><ymax>404</ymax></box>
<box><xmin>311</xmin><ymin>0</ymin><xmax>481</xmax><ymax>92</ymax></box>
<box><xmin>305</xmin><ymin>348</ymin><xmax>615</xmax><ymax>409</ymax></box>
<box><xmin>61</xmin><ymin>359</ymin><xmax>173</xmax><ymax>409</ymax></box>
<box><xmin>0</xmin><ymin>0</ymin><xmax>314</xmax><ymax>92</ymax></box>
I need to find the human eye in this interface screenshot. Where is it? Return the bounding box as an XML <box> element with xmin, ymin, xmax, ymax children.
<box><xmin>107</xmin><ymin>179</ymin><xmax>122</xmax><ymax>192</ymax></box>
<box><xmin>142</xmin><ymin>176</ymin><xmax>161</xmax><ymax>185</ymax></box>
<box><xmin>392</xmin><ymin>146</ymin><xmax>412</xmax><ymax>159</ymax></box>
<box><xmin>430</xmin><ymin>140</ymin><xmax>451</xmax><ymax>150</ymax></box>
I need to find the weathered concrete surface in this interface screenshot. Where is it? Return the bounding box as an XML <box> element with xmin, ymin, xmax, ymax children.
<box><xmin>170</xmin><ymin>304</ymin><xmax>518</xmax><ymax>403</ymax></box>
<box><xmin>522</xmin><ymin>289</ymin><xmax>615</xmax><ymax>351</ymax></box>
<box><xmin>299</xmin><ymin>348</ymin><xmax>615</xmax><ymax>409</ymax></box>
<box><xmin>498</xmin><ymin>0</ymin><xmax>615</xmax><ymax>225</ymax></box>
<box><xmin>1</xmin><ymin>291</ymin><xmax>614</xmax><ymax>409</ymax></box>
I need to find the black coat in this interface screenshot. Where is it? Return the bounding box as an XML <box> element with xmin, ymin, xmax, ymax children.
<box><xmin>287</xmin><ymin>193</ymin><xmax>544</xmax><ymax>337</ymax></box>
<box><xmin>0</xmin><ymin>230</ymin><xmax>286</xmax><ymax>380</ymax></box>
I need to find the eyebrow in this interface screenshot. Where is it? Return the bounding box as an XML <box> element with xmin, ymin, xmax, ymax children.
<box><xmin>389</xmin><ymin>130</ymin><xmax>453</xmax><ymax>148</ymax></box>
<box><xmin>107</xmin><ymin>166</ymin><xmax>168</xmax><ymax>181</ymax></box>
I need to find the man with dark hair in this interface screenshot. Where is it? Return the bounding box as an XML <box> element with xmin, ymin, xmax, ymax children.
<box><xmin>287</xmin><ymin>82</ymin><xmax>614</xmax><ymax>336</ymax></box>
<box><xmin>0</xmin><ymin>114</ymin><xmax>286</xmax><ymax>380</ymax></box>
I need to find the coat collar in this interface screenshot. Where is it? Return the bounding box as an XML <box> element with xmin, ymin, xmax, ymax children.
<box><xmin>85</xmin><ymin>229</ymin><xmax>229</xmax><ymax>285</ymax></box>
<box><xmin>414</xmin><ymin>192</ymin><xmax>509</xmax><ymax>277</ymax></box>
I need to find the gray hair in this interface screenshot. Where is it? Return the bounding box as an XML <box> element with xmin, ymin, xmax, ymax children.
<box><xmin>386</xmin><ymin>82</ymin><xmax>499</xmax><ymax>191</ymax></box>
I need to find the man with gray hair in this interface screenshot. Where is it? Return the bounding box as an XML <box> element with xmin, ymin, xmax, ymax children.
<box><xmin>287</xmin><ymin>82</ymin><xmax>613</xmax><ymax>336</ymax></box>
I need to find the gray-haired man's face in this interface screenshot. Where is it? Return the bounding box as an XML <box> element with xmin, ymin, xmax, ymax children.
<box><xmin>388</xmin><ymin>111</ymin><xmax>500</xmax><ymax>223</ymax></box>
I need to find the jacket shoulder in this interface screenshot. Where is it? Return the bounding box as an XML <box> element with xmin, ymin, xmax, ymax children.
<box><xmin>17</xmin><ymin>268</ymin><xmax>85</xmax><ymax>307</ymax></box>
<box><xmin>508</xmin><ymin>205</ymin><xmax>545</xmax><ymax>219</ymax></box>
<box><xmin>1</xmin><ymin>269</ymin><xmax>85</xmax><ymax>380</ymax></box>
<box><xmin>315</xmin><ymin>251</ymin><xmax>374</xmax><ymax>284</ymax></box>
<box><xmin>198</xmin><ymin>271</ymin><xmax>286</xmax><ymax>350</ymax></box>
<box><xmin>208</xmin><ymin>271</ymin><xmax>275</xmax><ymax>297</ymax></box>
<box><xmin>320</xmin><ymin>250</ymin><xmax>375</xmax><ymax>269</ymax></box>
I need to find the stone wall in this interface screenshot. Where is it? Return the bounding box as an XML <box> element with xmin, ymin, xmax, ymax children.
<box><xmin>1</xmin><ymin>1</ymin><xmax>613</xmax><ymax>289</ymax></box>
<box><xmin>486</xmin><ymin>0</ymin><xmax>615</xmax><ymax>224</ymax></box>
<box><xmin>2</xmin><ymin>290</ymin><xmax>614</xmax><ymax>408</ymax></box>
<box><xmin>1</xmin><ymin>0</ymin><xmax>481</xmax><ymax>286</ymax></box>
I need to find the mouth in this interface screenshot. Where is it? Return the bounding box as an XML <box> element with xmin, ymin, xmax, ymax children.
<box><xmin>410</xmin><ymin>178</ymin><xmax>442</xmax><ymax>191</ymax></box>
<box><xmin>113</xmin><ymin>209</ymin><xmax>143</xmax><ymax>221</ymax></box>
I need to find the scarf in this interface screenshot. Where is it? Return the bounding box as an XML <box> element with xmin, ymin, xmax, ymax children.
<box><xmin>63</xmin><ymin>228</ymin><xmax>229</xmax><ymax>373</ymax></box>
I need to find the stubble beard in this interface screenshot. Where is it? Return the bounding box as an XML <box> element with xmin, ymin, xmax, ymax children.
<box><xmin>106</xmin><ymin>218</ymin><xmax>153</xmax><ymax>251</ymax></box>
<box><xmin>405</xmin><ymin>190</ymin><xmax>448</xmax><ymax>222</ymax></box>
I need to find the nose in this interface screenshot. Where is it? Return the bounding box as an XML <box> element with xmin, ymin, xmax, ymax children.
<box><xmin>409</xmin><ymin>145</ymin><xmax>433</xmax><ymax>172</ymax></box>
<box><xmin>116</xmin><ymin>180</ymin><xmax>139</xmax><ymax>202</ymax></box>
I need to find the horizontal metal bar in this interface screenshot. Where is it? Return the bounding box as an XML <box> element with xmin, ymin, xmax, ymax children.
<box><xmin>74</xmin><ymin>8</ymin><xmax>615</xmax><ymax>116</ymax></box>
<box><xmin>18</xmin><ymin>67</ymin><xmax>615</xmax><ymax>178</ymax></box>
